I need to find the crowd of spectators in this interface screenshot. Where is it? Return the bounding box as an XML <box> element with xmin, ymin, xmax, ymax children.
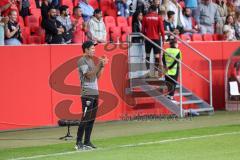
<box><xmin>0</xmin><ymin>0</ymin><xmax>240</xmax><ymax>46</ymax></box>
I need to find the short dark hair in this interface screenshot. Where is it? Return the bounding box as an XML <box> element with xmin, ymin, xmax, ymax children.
<box><xmin>167</xmin><ymin>11</ymin><xmax>175</xmax><ymax>19</ymax></box>
<box><xmin>82</xmin><ymin>41</ymin><xmax>95</xmax><ymax>52</ymax></box>
<box><xmin>94</xmin><ymin>8</ymin><xmax>102</xmax><ymax>15</ymax></box>
<box><xmin>59</xmin><ymin>5</ymin><xmax>69</xmax><ymax>14</ymax></box>
<box><xmin>73</xmin><ymin>6</ymin><xmax>81</xmax><ymax>14</ymax></box>
<box><xmin>149</xmin><ymin>5</ymin><xmax>157</xmax><ymax>12</ymax></box>
<box><xmin>169</xmin><ymin>38</ymin><xmax>177</xmax><ymax>48</ymax></box>
<box><xmin>183</xmin><ymin>7</ymin><xmax>191</xmax><ymax>15</ymax></box>
<box><xmin>48</xmin><ymin>6</ymin><xmax>56</xmax><ymax>13</ymax></box>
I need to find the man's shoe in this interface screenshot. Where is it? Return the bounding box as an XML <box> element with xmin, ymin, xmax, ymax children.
<box><xmin>84</xmin><ymin>142</ymin><xmax>97</xmax><ymax>150</ymax></box>
<box><xmin>75</xmin><ymin>142</ymin><xmax>84</xmax><ymax>150</ymax></box>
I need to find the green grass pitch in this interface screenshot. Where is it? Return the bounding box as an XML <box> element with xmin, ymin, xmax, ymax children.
<box><xmin>0</xmin><ymin>111</ymin><xmax>240</xmax><ymax>160</ymax></box>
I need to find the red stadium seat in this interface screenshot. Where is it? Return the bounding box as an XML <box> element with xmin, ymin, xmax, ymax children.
<box><xmin>104</xmin><ymin>16</ymin><xmax>117</xmax><ymax>34</ymax></box>
<box><xmin>30</xmin><ymin>8</ymin><xmax>41</xmax><ymax>17</ymax></box>
<box><xmin>192</xmin><ymin>34</ymin><xmax>203</xmax><ymax>41</ymax></box>
<box><xmin>61</xmin><ymin>0</ymin><xmax>74</xmax><ymax>7</ymax></box>
<box><xmin>122</xmin><ymin>26</ymin><xmax>132</xmax><ymax>33</ymax></box>
<box><xmin>32</xmin><ymin>27</ymin><xmax>45</xmax><ymax>43</ymax></box>
<box><xmin>73</xmin><ymin>0</ymin><xmax>78</xmax><ymax>6</ymax></box>
<box><xmin>128</xmin><ymin>16</ymin><xmax>132</xmax><ymax>26</ymax></box>
<box><xmin>25</xmin><ymin>15</ymin><xmax>40</xmax><ymax>28</ymax></box>
<box><xmin>27</xmin><ymin>35</ymin><xmax>42</xmax><ymax>44</ymax></box>
<box><xmin>104</xmin><ymin>16</ymin><xmax>116</xmax><ymax>27</ymax></box>
<box><xmin>105</xmin><ymin>9</ymin><xmax>117</xmax><ymax>18</ymax></box>
<box><xmin>213</xmin><ymin>34</ymin><xmax>224</xmax><ymax>41</ymax></box>
<box><xmin>117</xmin><ymin>17</ymin><xmax>128</xmax><ymax>28</ymax></box>
<box><xmin>108</xmin><ymin>26</ymin><xmax>121</xmax><ymax>42</ymax></box>
<box><xmin>117</xmin><ymin>17</ymin><xmax>131</xmax><ymax>35</ymax></box>
<box><xmin>203</xmin><ymin>34</ymin><xmax>213</xmax><ymax>41</ymax></box>
<box><xmin>73</xmin><ymin>31</ymin><xmax>86</xmax><ymax>43</ymax></box>
<box><xmin>111</xmin><ymin>32</ymin><xmax>121</xmax><ymax>42</ymax></box>
<box><xmin>18</xmin><ymin>17</ymin><xmax>25</xmax><ymax>27</ymax></box>
<box><xmin>121</xmin><ymin>33</ymin><xmax>130</xmax><ymax>42</ymax></box>
<box><xmin>121</xmin><ymin>26</ymin><xmax>132</xmax><ymax>42</ymax></box>
<box><xmin>101</xmin><ymin>0</ymin><xmax>116</xmax><ymax>17</ymax></box>
<box><xmin>89</xmin><ymin>0</ymin><xmax>99</xmax><ymax>9</ymax></box>
<box><xmin>21</xmin><ymin>26</ymin><xmax>31</xmax><ymax>36</ymax></box>
<box><xmin>21</xmin><ymin>31</ymin><xmax>30</xmax><ymax>44</ymax></box>
<box><xmin>180</xmin><ymin>34</ymin><xmax>191</xmax><ymax>41</ymax></box>
<box><xmin>29</xmin><ymin>0</ymin><xmax>37</xmax><ymax>8</ymax></box>
<box><xmin>100</xmin><ymin>0</ymin><xmax>112</xmax><ymax>12</ymax></box>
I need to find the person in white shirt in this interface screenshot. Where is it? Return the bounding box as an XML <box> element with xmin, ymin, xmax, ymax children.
<box><xmin>223</xmin><ymin>15</ymin><xmax>237</xmax><ymax>41</ymax></box>
<box><xmin>167</xmin><ymin>0</ymin><xmax>185</xmax><ymax>28</ymax></box>
<box><xmin>182</xmin><ymin>7</ymin><xmax>198</xmax><ymax>34</ymax></box>
<box><xmin>87</xmin><ymin>9</ymin><xmax>107</xmax><ymax>43</ymax></box>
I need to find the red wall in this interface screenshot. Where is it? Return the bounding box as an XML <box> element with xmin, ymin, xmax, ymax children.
<box><xmin>0</xmin><ymin>42</ymin><xmax>239</xmax><ymax>131</ymax></box>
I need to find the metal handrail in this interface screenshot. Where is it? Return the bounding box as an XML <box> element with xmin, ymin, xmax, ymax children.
<box><xmin>167</xmin><ymin>32</ymin><xmax>211</xmax><ymax>62</ymax></box>
<box><xmin>128</xmin><ymin>32</ymin><xmax>213</xmax><ymax>115</ymax></box>
<box><xmin>128</xmin><ymin>33</ymin><xmax>184</xmax><ymax>117</ymax></box>
<box><xmin>130</xmin><ymin>33</ymin><xmax>209</xmax><ymax>82</ymax></box>
<box><xmin>167</xmin><ymin>32</ymin><xmax>213</xmax><ymax>107</ymax></box>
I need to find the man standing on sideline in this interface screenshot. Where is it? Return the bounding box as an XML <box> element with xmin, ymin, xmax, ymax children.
<box><xmin>75</xmin><ymin>41</ymin><xmax>108</xmax><ymax>150</ymax></box>
<box><xmin>142</xmin><ymin>5</ymin><xmax>165</xmax><ymax>78</ymax></box>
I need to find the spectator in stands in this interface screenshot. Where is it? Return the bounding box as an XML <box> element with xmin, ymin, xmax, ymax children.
<box><xmin>51</xmin><ymin>0</ymin><xmax>60</xmax><ymax>9</ymax></box>
<box><xmin>215</xmin><ymin>0</ymin><xmax>228</xmax><ymax>34</ymax></box>
<box><xmin>44</xmin><ymin>7</ymin><xmax>65</xmax><ymax>44</ymax></box>
<box><xmin>161</xmin><ymin>0</ymin><xmax>169</xmax><ymax>14</ymax></box>
<box><xmin>235</xmin><ymin>12</ymin><xmax>240</xmax><ymax>39</ymax></box>
<box><xmin>234</xmin><ymin>0</ymin><xmax>240</xmax><ymax>11</ymax></box>
<box><xmin>129</xmin><ymin>0</ymin><xmax>150</xmax><ymax>15</ymax></box>
<box><xmin>0</xmin><ymin>0</ymin><xmax>19</xmax><ymax>17</ymax></box>
<box><xmin>132</xmin><ymin>10</ymin><xmax>143</xmax><ymax>42</ymax></box>
<box><xmin>87</xmin><ymin>9</ymin><xmax>106</xmax><ymax>43</ymax></box>
<box><xmin>166</xmin><ymin>0</ymin><xmax>185</xmax><ymax>28</ymax></box>
<box><xmin>182</xmin><ymin>7</ymin><xmax>198</xmax><ymax>34</ymax></box>
<box><xmin>164</xmin><ymin>11</ymin><xmax>182</xmax><ymax>40</ymax></box>
<box><xmin>19</xmin><ymin>0</ymin><xmax>31</xmax><ymax>19</ymax></box>
<box><xmin>41</xmin><ymin>0</ymin><xmax>51</xmax><ymax>28</ymax></box>
<box><xmin>227</xmin><ymin>0</ymin><xmax>237</xmax><ymax>17</ymax></box>
<box><xmin>0</xmin><ymin>11</ymin><xmax>9</xmax><ymax>45</ymax></box>
<box><xmin>71</xmin><ymin>6</ymin><xmax>86</xmax><ymax>43</ymax></box>
<box><xmin>142</xmin><ymin>5</ymin><xmax>165</xmax><ymax>78</ymax></box>
<box><xmin>4</xmin><ymin>10</ymin><xmax>22</xmax><ymax>45</ymax></box>
<box><xmin>196</xmin><ymin>0</ymin><xmax>221</xmax><ymax>34</ymax></box>
<box><xmin>223</xmin><ymin>15</ymin><xmax>237</xmax><ymax>40</ymax></box>
<box><xmin>35</xmin><ymin>0</ymin><xmax>41</xmax><ymax>8</ymax></box>
<box><xmin>152</xmin><ymin>0</ymin><xmax>161</xmax><ymax>14</ymax></box>
<box><xmin>57</xmin><ymin>5</ymin><xmax>75</xmax><ymax>44</ymax></box>
<box><xmin>79</xmin><ymin>0</ymin><xmax>94</xmax><ymax>22</ymax></box>
<box><xmin>114</xmin><ymin>0</ymin><xmax>129</xmax><ymax>17</ymax></box>
<box><xmin>184</xmin><ymin>0</ymin><xmax>199</xmax><ymax>19</ymax></box>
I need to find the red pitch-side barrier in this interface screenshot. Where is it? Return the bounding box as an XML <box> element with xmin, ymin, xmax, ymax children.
<box><xmin>0</xmin><ymin>42</ymin><xmax>239</xmax><ymax>131</ymax></box>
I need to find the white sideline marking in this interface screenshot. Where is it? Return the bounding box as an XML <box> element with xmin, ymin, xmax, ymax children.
<box><xmin>9</xmin><ymin>131</ymin><xmax>240</xmax><ymax>160</ymax></box>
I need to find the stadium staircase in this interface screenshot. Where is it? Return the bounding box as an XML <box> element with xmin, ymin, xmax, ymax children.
<box><xmin>126</xmin><ymin>33</ymin><xmax>214</xmax><ymax>117</ymax></box>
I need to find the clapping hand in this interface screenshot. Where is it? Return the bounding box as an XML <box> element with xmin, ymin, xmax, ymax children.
<box><xmin>99</xmin><ymin>55</ymin><xmax>109</xmax><ymax>66</ymax></box>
